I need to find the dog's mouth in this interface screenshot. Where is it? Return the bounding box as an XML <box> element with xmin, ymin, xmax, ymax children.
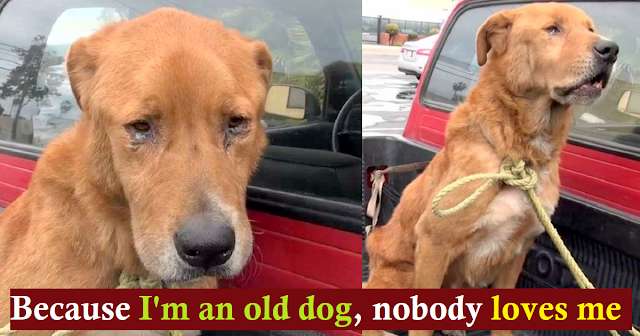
<box><xmin>167</xmin><ymin>263</ymin><xmax>237</xmax><ymax>282</ymax></box>
<box><xmin>555</xmin><ymin>65</ymin><xmax>612</xmax><ymax>99</ymax></box>
<box><xmin>161</xmin><ymin>239</ymin><xmax>250</xmax><ymax>283</ymax></box>
<box><xmin>143</xmin><ymin>240</ymin><xmax>249</xmax><ymax>283</ymax></box>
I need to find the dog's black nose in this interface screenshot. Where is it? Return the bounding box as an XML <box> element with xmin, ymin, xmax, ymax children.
<box><xmin>594</xmin><ymin>39</ymin><xmax>619</xmax><ymax>63</ymax></box>
<box><xmin>174</xmin><ymin>213</ymin><xmax>235</xmax><ymax>269</ymax></box>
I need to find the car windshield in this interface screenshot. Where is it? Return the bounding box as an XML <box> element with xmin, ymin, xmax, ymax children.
<box><xmin>422</xmin><ymin>1</ymin><xmax>640</xmax><ymax>151</ymax></box>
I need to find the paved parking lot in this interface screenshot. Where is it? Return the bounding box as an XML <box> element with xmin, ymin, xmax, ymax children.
<box><xmin>362</xmin><ymin>44</ymin><xmax>418</xmax><ymax>136</ymax></box>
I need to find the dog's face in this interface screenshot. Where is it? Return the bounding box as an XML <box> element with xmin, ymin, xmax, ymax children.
<box><xmin>66</xmin><ymin>9</ymin><xmax>271</xmax><ymax>281</ymax></box>
<box><xmin>477</xmin><ymin>3</ymin><xmax>618</xmax><ymax>105</ymax></box>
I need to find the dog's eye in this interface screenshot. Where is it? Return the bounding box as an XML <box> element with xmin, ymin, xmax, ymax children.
<box><xmin>228</xmin><ymin>116</ymin><xmax>245</xmax><ymax>129</ymax></box>
<box><xmin>227</xmin><ymin>116</ymin><xmax>249</xmax><ymax>135</ymax></box>
<box><xmin>545</xmin><ymin>25</ymin><xmax>562</xmax><ymax>35</ymax></box>
<box><xmin>131</xmin><ymin>121</ymin><xmax>151</xmax><ymax>132</ymax></box>
<box><xmin>224</xmin><ymin>116</ymin><xmax>249</xmax><ymax>148</ymax></box>
<box><xmin>125</xmin><ymin>120</ymin><xmax>153</xmax><ymax>144</ymax></box>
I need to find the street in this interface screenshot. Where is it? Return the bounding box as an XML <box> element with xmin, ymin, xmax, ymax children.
<box><xmin>362</xmin><ymin>44</ymin><xmax>418</xmax><ymax>136</ymax></box>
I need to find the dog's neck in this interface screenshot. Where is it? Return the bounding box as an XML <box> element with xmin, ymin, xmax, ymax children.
<box><xmin>462</xmin><ymin>75</ymin><xmax>573</xmax><ymax>167</ymax></box>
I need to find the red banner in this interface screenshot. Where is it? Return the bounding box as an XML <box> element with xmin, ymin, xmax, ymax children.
<box><xmin>8</xmin><ymin>289</ymin><xmax>632</xmax><ymax>331</ymax></box>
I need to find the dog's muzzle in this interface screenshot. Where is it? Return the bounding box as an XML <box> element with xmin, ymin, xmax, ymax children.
<box><xmin>173</xmin><ymin>212</ymin><xmax>235</xmax><ymax>270</ymax></box>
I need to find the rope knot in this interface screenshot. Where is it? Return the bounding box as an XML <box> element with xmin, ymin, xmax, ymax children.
<box><xmin>500</xmin><ymin>160</ymin><xmax>538</xmax><ymax>191</ymax></box>
<box><xmin>116</xmin><ymin>274</ymin><xmax>163</xmax><ymax>289</ymax></box>
<box><xmin>431</xmin><ymin>159</ymin><xmax>540</xmax><ymax>217</ymax></box>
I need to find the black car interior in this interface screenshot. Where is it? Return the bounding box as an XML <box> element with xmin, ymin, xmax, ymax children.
<box><xmin>246</xmin><ymin>0</ymin><xmax>362</xmax><ymax>234</ymax></box>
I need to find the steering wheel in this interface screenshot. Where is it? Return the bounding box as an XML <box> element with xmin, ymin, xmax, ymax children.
<box><xmin>331</xmin><ymin>89</ymin><xmax>362</xmax><ymax>153</ymax></box>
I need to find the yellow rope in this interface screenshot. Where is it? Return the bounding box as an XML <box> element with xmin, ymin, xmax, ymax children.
<box><xmin>432</xmin><ymin>160</ymin><xmax>640</xmax><ymax>336</ymax></box>
<box><xmin>0</xmin><ymin>274</ymin><xmax>182</xmax><ymax>336</ymax></box>
<box><xmin>0</xmin><ymin>325</ymin><xmax>16</xmax><ymax>336</ymax></box>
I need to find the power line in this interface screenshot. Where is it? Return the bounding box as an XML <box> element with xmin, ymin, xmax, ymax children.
<box><xmin>0</xmin><ymin>50</ymin><xmax>17</xmax><ymax>58</ymax></box>
<box><xmin>112</xmin><ymin>0</ymin><xmax>144</xmax><ymax>14</ymax></box>
<box><xmin>0</xmin><ymin>42</ymin><xmax>25</xmax><ymax>52</ymax></box>
<box><xmin>159</xmin><ymin>0</ymin><xmax>187</xmax><ymax>11</ymax></box>
<box><xmin>0</xmin><ymin>57</ymin><xmax>19</xmax><ymax>65</ymax></box>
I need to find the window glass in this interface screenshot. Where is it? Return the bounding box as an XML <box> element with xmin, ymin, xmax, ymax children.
<box><xmin>569</xmin><ymin>2</ymin><xmax>640</xmax><ymax>149</ymax></box>
<box><xmin>0</xmin><ymin>4</ymin><xmax>134</xmax><ymax>145</ymax></box>
<box><xmin>0</xmin><ymin>0</ymin><xmax>342</xmax><ymax>146</ymax></box>
<box><xmin>422</xmin><ymin>4</ymin><xmax>510</xmax><ymax>110</ymax></box>
<box><xmin>214</xmin><ymin>6</ymin><xmax>324</xmax><ymax>128</ymax></box>
<box><xmin>422</xmin><ymin>2</ymin><xmax>640</xmax><ymax>152</ymax></box>
<box><xmin>340</xmin><ymin>8</ymin><xmax>362</xmax><ymax>79</ymax></box>
<box><xmin>31</xmin><ymin>8</ymin><xmax>124</xmax><ymax>146</ymax></box>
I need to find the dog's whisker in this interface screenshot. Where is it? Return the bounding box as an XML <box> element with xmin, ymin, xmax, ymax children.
<box><xmin>252</xmin><ymin>245</ymin><xmax>264</xmax><ymax>280</ymax></box>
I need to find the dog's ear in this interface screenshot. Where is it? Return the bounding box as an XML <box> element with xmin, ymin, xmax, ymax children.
<box><xmin>66</xmin><ymin>23</ymin><xmax>120</xmax><ymax>111</ymax></box>
<box><xmin>252</xmin><ymin>41</ymin><xmax>272</xmax><ymax>87</ymax></box>
<box><xmin>476</xmin><ymin>10</ymin><xmax>514</xmax><ymax>66</ymax></box>
<box><xmin>66</xmin><ymin>38</ymin><xmax>97</xmax><ymax>111</ymax></box>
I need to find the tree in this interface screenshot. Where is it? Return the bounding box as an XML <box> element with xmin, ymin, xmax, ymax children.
<box><xmin>452</xmin><ymin>81</ymin><xmax>468</xmax><ymax>102</ymax></box>
<box><xmin>385</xmin><ymin>23</ymin><xmax>400</xmax><ymax>46</ymax></box>
<box><xmin>0</xmin><ymin>35</ymin><xmax>50</xmax><ymax>141</ymax></box>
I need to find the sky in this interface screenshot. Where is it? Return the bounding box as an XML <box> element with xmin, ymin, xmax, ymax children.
<box><xmin>362</xmin><ymin>0</ymin><xmax>456</xmax><ymax>22</ymax></box>
<box><xmin>47</xmin><ymin>8</ymin><xmax>112</xmax><ymax>45</ymax></box>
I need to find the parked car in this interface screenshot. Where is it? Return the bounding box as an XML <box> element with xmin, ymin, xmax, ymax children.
<box><xmin>397</xmin><ymin>34</ymin><xmax>439</xmax><ymax>79</ymax></box>
<box><xmin>365</xmin><ymin>0</ymin><xmax>640</xmax><ymax>334</ymax></box>
<box><xmin>0</xmin><ymin>1</ymin><xmax>361</xmax><ymax>330</ymax></box>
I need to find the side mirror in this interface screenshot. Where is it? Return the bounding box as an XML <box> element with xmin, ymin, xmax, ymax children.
<box><xmin>264</xmin><ymin>85</ymin><xmax>321</xmax><ymax>121</ymax></box>
<box><xmin>618</xmin><ymin>90</ymin><xmax>640</xmax><ymax>116</ymax></box>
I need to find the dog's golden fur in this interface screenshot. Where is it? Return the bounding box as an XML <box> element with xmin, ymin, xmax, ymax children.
<box><xmin>365</xmin><ymin>3</ymin><xmax>614</xmax><ymax>336</ymax></box>
<box><xmin>0</xmin><ymin>8</ymin><xmax>271</xmax><ymax>329</ymax></box>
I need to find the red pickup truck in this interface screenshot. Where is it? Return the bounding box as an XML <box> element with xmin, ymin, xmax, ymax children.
<box><xmin>364</xmin><ymin>0</ymin><xmax>640</xmax><ymax>334</ymax></box>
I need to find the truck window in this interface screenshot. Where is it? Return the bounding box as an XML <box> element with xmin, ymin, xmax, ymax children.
<box><xmin>0</xmin><ymin>0</ymin><xmax>325</xmax><ymax>147</ymax></box>
<box><xmin>421</xmin><ymin>2</ymin><xmax>640</xmax><ymax>157</ymax></box>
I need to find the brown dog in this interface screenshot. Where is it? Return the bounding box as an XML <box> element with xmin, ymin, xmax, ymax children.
<box><xmin>365</xmin><ymin>3</ymin><xmax>617</xmax><ymax>336</ymax></box>
<box><xmin>0</xmin><ymin>7</ymin><xmax>271</xmax><ymax>328</ymax></box>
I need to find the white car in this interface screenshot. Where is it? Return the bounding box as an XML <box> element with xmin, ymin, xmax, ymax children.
<box><xmin>397</xmin><ymin>34</ymin><xmax>440</xmax><ymax>79</ymax></box>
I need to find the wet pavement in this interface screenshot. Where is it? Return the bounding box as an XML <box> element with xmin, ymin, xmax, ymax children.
<box><xmin>362</xmin><ymin>50</ymin><xmax>419</xmax><ymax>136</ymax></box>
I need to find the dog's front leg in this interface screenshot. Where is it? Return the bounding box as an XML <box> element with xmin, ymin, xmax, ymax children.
<box><xmin>491</xmin><ymin>238</ymin><xmax>533</xmax><ymax>289</ymax></box>
<box><xmin>409</xmin><ymin>233</ymin><xmax>455</xmax><ymax>336</ymax></box>
<box><xmin>489</xmin><ymin>238</ymin><xmax>535</xmax><ymax>336</ymax></box>
<box><xmin>413</xmin><ymin>233</ymin><xmax>452</xmax><ymax>289</ymax></box>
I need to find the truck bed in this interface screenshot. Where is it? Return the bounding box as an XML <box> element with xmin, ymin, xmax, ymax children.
<box><xmin>363</xmin><ymin>135</ymin><xmax>640</xmax><ymax>336</ymax></box>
